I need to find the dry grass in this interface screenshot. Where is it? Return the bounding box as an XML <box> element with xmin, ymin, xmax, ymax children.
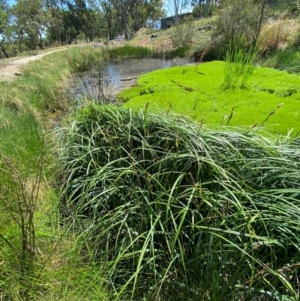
<box><xmin>129</xmin><ymin>18</ymin><xmax>214</xmax><ymax>51</ymax></box>
<box><xmin>258</xmin><ymin>19</ymin><xmax>297</xmax><ymax>55</ymax></box>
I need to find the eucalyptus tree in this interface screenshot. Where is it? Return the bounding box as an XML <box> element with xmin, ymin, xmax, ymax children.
<box><xmin>130</xmin><ymin>0</ymin><xmax>164</xmax><ymax>33</ymax></box>
<box><xmin>0</xmin><ymin>0</ymin><xmax>8</xmax><ymax>35</ymax></box>
<box><xmin>99</xmin><ymin>0</ymin><xmax>163</xmax><ymax>40</ymax></box>
<box><xmin>0</xmin><ymin>0</ymin><xmax>10</xmax><ymax>57</ymax></box>
<box><xmin>97</xmin><ymin>0</ymin><xmax>119</xmax><ymax>39</ymax></box>
<box><xmin>12</xmin><ymin>0</ymin><xmax>47</xmax><ymax>50</ymax></box>
<box><xmin>65</xmin><ymin>0</ymin><xmax>92</xmax><ymax>43</ymax></box>
<box><xmin>145</xmin><ymin>0</ymin><xmax>165</xmax><ymax>29</ymax></box>
<box><xmin>45</xmin><ymin>7</ymin><xmax>64</xmax><ymax>43</ymax></box>
<box><xmin>46</xmin><ymin>0</ymin><xmax>104</xmax><ymax>44</ymax></box>
<box><xmin>110</xmin><ymin>0</ymin><xmax>132</xmax><ymax>39</ymax></box>
<box><xmin>0</xmin><ymin>0</ymin><xmax>7</xmax><ymax>25</ymax></box>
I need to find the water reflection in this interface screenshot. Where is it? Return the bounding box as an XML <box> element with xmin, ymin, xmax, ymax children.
<box><xmin>103</xmin><ymin>58</ymin><xmax>189</xmax><ymax>81</ymax></box>
<box><xmin>69</xmin><ymin>57</ymin><xmax>192</xmax><ymax>102</ymax></box>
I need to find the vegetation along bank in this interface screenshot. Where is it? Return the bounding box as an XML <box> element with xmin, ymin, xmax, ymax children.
<box><xmin>1</xmin><ymin>0</ymin><xmax>300</xmax><ymax>300</ymax></box>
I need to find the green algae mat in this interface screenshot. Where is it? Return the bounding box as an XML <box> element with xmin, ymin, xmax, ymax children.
<box><xmin>118</xmin><ymin>61</ymin><xmax>300</xmax><ymax>136</ymax></box>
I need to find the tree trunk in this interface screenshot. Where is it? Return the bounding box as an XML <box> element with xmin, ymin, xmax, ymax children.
<box><xmin>252</xmin><ymin>0</ymin><xmax>267</xmax><ymax>54</ymax></box>
<box><xmin>205</xmin><ymin>0</ymin><xmax>211</xmax><ymax>17</ymax></box>
<box><xmin>0</xmin><ymin>39</ymin><xmax>9</xmax><ymax>58</ymax></box>
<box><xmin>121</xmin><ymin>10</ymin><xmax>129</xmax><ymax>39</ymax></box>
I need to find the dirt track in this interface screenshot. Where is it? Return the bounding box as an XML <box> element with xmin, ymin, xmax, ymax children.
<box><xmin>0</xmin><ymin>48</ymin><xmax>68</xmax><ymax>81</ymax></box>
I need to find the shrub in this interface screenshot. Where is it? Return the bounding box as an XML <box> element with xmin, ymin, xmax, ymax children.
<box><xmin>57</xmin><ymin>105</ymin><xmax>300</xmax><ymax>300</ymax></box>
<box><xmin>258</xmin><ymin>20</ymin><xmax>288</xmax><ymax>56</ymax></box>
<box><xmin>276</xmin><ymin>48</ymin><xmax>300</xmax><ymax>72</ymax></box>
<box><xmin>262</xmin><ymin>48</ymin><xmax>300</xmax><ymax>73</ymax></box>
<box><xmin>170</xmin><ymin>16</ymin><xmax>195</xmax><ymax>48</ymax></box>
<box><xmin>213</xmin><ymin>0</ymin><xmax>264</xmax><ymax>60</ymax></box>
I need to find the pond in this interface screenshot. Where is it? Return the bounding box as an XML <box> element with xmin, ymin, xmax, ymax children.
<box><xmin>69</xmin><ymin>57</ymin><xmax>193</xmax><ymax>103</ymax></box>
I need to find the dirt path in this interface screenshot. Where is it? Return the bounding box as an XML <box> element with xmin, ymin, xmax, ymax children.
<box><xmin>0</xmin><ymin>48</ymin><xmax>69</xmax><ymax>82</ymax></box>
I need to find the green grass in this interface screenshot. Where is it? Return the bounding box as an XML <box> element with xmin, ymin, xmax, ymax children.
<box><xmin>261</xmin><ymin>48</ymin><xmax>300</xmax><ymax>73</ymax></box>
<box><xmin>105</xmin><ymin>45</ymin><xmax>153</xmax><ymax>60</ymax></box>
<box><xmin>1</xmin><ymin>43</ymin><xmax>300</xmax><ymax>300</ymax></box>
<box><xmin>0</xmin><ymin>43</ymin><xmax>200</xmax><ymax>300</ymax></box>
<box><xmin>0</xmin><ymin>46</ymin><xmax>109</xmax><ymax>300</ymax></box>
<box><xmin>0</xmin><ymin>108</ymin><xmax>43</xmax><ymax>170</ymax></box>
<box><xmin>57</xmin><ymin>104</ymin><xmax>300</xmax><ymax>301</ymax></box>
<box><xmin>103</xmin><ymin>45</ymin><xmax>190</xmax><ymax>61</ymax></box>
<box><xmin>118</xmin><ymin>61</ymin><xmax>300</xmax><ymax>136</ymax></box>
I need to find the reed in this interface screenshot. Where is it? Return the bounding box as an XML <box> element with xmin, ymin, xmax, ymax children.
<box><xmin>105</xmin><ymin>45</ymin><xmax>153</xmax><ymax>60</ymax></box>
<box><xmin>223</xmin><ymin>37</ymin><xmax>257</xmax><ymax>90</ymax></box>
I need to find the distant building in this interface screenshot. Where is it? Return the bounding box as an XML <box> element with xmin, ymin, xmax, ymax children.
<box><xmin>160</xmin><ymin>13</ymin><xmax>192</xmax><ymax>29</ymax></box>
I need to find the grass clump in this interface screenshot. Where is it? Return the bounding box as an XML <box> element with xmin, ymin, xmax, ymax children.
<box><xmin>105</xmin><ymin>45</ymin><xmax>153</xmax><ymax>60</ymax></box>
<box><xmin>118</xmin><ymin>61</ymin><xmax>300</xmax><ymax>136</ymax></box>
<box><xmin>67</xmin><ymin>47</ymin><xmax>103</xmax><ymax>73</ymax></box>
<box><xmin>166</xmin><ymin>45</ymin><xmax>191</xmax><ymax>59</ymax></box>
<box><xmin>222</xmin><ymin>37</ymin><xmax>257</xmax><ymax>90</ymax></box>
<box><xmin>57</xmin><ymin>104</ymin><xmax>300</xmax><ymax>301</ymax></box>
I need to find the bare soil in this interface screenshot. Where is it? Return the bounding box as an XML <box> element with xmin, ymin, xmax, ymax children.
<box><xmin>0</xmin><ymin>48</ymin><xmax>69</xmax><ymax>82</ymax></box>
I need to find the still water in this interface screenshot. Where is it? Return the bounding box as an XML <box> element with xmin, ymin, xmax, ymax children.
<box><xmin>70</xmin><ymin>57</ymin><xmax>192</xmax><ymax>102</ymax></box>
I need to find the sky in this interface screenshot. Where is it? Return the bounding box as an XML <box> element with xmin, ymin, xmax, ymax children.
<box><xmin>7</xmin><ymin>0</ymin><xmax>15</xmax><ymax>6</ymax></box>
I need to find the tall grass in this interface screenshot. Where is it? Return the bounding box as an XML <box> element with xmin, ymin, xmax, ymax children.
<box><xmin>223</xmin><ymin>38</ymin><xmax>257</xmax><ymax>90</ymax></box>
<box><xmin>0</xmin><ymin>108</ymin><xmax>45</xmax><ymax>298</ymax></box>
<box><xmin>57</xmin><ymin>104</ymin><xmax>300</xmax><ymax>300</ymax></box>
<box><xmin>66</xmin><ymin>46</ymin><xmax>190</xmax><ymax>75</ymax></box>
<box><xmin>165</xmin><ymin>46</ymin><xmax>191</xmax><ymax>59</ymax></box>
<box><xmin>66</xmin><ymin>48</ymin><xmax>104</xmax><ymax>73</ymax></box>
<box><xmin>0</xmin><ymin>152</ymin><xmax>43</xmax><ymax>299</ymax></box>
<box><xmin>105</xmin><ymin>45</ymin><xmax>153</xmax><ymax>60</ymax></box>
<box><xmin>0</xmin><ymin>108</ymin><xmax>44</xmax><ymax>170</ymax></box>
<box><xmin>0</xmin><ymin>46</ymin><xmax>110</xmax><ymax>300</ymax></box>
<box><xmin>66</xmin><ymin>46</ymin><xmax>154</xmax><ymax>69</ymax></box>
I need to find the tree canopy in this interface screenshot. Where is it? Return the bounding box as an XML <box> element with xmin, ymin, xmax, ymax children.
<box><xmin>0</xmin><ymin>0</ymin><xmax>299</xmax><ymax>58</ymax></box>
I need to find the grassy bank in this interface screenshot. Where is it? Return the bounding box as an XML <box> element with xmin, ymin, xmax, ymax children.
<box><xmin>118</xmin><ymin>61</ymin><xmax>300</xmax><ymax>136</ymax></box>
<box><xmin>1</xmin><ymin>44</ymin><xmax>300</xmax><ymax>300</ymax></box>
<box><xmin>0</xmin><ymin>45</ymin><xmax>109</xmax><ymax>300</ymax></box>
<box><xmin>0</xmin><ymin>44</ymin><xmax>193</xmax><ymax>300</ymax></box>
